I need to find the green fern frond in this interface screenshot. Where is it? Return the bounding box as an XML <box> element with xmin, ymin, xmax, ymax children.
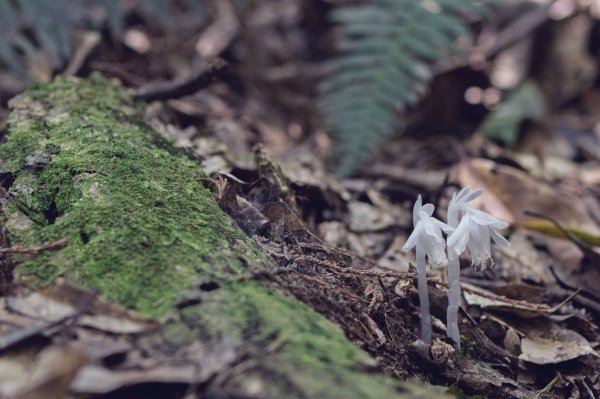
<box><xmin>319</xmin><ymin>0</ymin><xmax>485</xmax><ymax>177</ymax></box>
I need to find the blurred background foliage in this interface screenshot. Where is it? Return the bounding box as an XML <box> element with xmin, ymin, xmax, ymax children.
<box><xmin>0</xmin><ymin>0</ymin><xmax>590</xmax><ymax>178</ymax></box>
<box><xmin>0</xmin><ymin>0</ymin><xmax>207</xmax><ymax>75</ymax></box>
<box><xmin>0</xmin><ymin>0</ymin><xmax>491</xmax><ymax>177</ymax></box>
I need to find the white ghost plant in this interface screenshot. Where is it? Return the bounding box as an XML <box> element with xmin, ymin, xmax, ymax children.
<box><xmin>402</xmin><ymin>195</ymin><xmax>453</xmax><ymax>344</ymax></box>
<box><xmin>445</xmin><ymin>187</ymin><xmax>509</xmax><ymax>348</ymax></box>
<box><xmin>403</xmin><ymin>188</ymin><xmax>509</xmax><ymax>348</ymax></box>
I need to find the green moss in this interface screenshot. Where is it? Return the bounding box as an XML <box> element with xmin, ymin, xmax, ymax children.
<box><xmin>1</xmin><ymin>75</ymin><xmax>268</xmax><ymax>317</ymax></box>
<box><xmin>172</xmin><ymin>280</ymin><xmax>442</xmax><ymax>399</ymax></box>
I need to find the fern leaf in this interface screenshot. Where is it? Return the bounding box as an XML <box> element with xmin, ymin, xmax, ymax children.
<box><xmin>319</xmin><ymin>0</ymin><xmax>484</xmax><ymax>177</ymax></box>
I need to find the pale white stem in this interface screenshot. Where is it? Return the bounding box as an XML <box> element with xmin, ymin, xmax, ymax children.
<box><xmin>416</xmin><ymin>245</ymin><xmax>432</xmax><ymax>344</ymax></box>
<box><xmin>447</xmin><ymin>250</ymin><xmax>461</xmax><ymax>349</ymax></box>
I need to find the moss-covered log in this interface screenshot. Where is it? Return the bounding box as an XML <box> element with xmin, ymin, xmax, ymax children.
<box><xmin>0</xmin><ymin>76</ymin><xmax>446</xmax><ymax>398</ymax></box>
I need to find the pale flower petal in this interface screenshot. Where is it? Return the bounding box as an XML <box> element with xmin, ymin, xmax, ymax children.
<box><xmin>463</xmin><ymin>188</ymin><xmax>484</xmax><ymax>203</ymax></box>
<box><xmin>447</xmin><ymin>214</ymin><xmax>470</xmax><ymax>256</ymax></box>
<box><xmin>446</xmin><ymin>187</ymin><xmax>510</xmax><ymax>270</ymax></box>
<box><xmin>432</xmin><ymin>218</ymin><xmax>454</xmax><ymax>234</ymax></box>
<box><xmin>468</xmin><ymin>223</ymin><xmax>492</xmax><ymax>270</ymax></box>
<box><xmin>421</xmin><ymin>203</ymin><xmax>434</xmax><ymax>216</ymax></box>
<box><xmin>455</xmin><ymin>186</ymin><xmax>471</xmax><ymax>200</ymax></box>
<box><xmin>413</xmin><ymin>195</ymin><xmax>423</xmax><ymax>226</ymax></box>
<box><xmin>403</xmin><ymin>222</ymin><xmax>423</xmax><ymax>252</ymax></box>
<box><xmin>468</xmin><ymin>206</ymin><xmax>508</xmax><ymax>228</ymax></box>
<box><xmin>490</xmin><ymin>228</ymin><xmax>510</xmax><ymax>246</ymax></box>
<box><xmin>404</xmin><ymin>196</ymin><xmax>450</xmax><ymax>268</ymax></box>
<box><xmin>424</xmin><ymin>239</ymin><xmax>448</xmax><ymax>268</ymax></box>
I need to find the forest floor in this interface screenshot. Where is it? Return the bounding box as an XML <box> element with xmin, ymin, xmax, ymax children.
<box><xmin>1</xmin><ymin>1</ymin><xmax>600</xmax><ymax>398</ymax></box>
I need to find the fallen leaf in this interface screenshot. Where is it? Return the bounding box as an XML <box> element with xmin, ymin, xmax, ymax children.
<box><xmin>494</xmin><ymin>282</ymin><xmax>545</xmax><ymax>303</ymax></box>
<box><xmin>463</xmin><ymin>282</ymin><xmax>552</xmax><ymax>318</ymax></box>
<box><xmin>70</xmin><ymin>364</ymin><xmax>198</xmax><ymax>394</ymax></box>
<box><xmin>519</xmin><ymin>321</ymin><xmax>599</xmax><ymax>365</ymax></box>
<box><xmin>519</xmin><ymin>219</ymin><xmax>600</xmax><ymax>246</ymax></box>
<box><xmin>6</xmin><ymin>346</ymin><xmax>87</xmax><ymax>399</ymax></box>
<box><xmin>5</xmin><ymin>280</ymin><xmax>159</xmax><ymax>334</ymax></box>
<box><xmin>494</xmin><ymin>232</ymin><xmax>556</xmax><ymax>285</ymax></box>
<box><xmin>456</xmin><ymin>158</ymin><xmax>600</xmax><ymax>234</ymax></box>
<box><xmin>549</xmin><ymin>314</ymin><xmax>599</xmax><ymax>342</ymax></box>
<box><xmin>71</xmin><ymin>338</ymin><xmax>238</xmax><ymax>394</ymax></box>
<box><xmin>347</xmin><ymin>201</ymin><xmax>397</xmax><ymax>233</ymax></box>
<box><xmin>378</xmin><ymin>235</ymin><xmax>411</xmax><ymax>273</ymax></box>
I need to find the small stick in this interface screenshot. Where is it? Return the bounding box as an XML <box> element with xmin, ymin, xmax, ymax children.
<box><xmin>0</xmin><ymin>239</ymin><xmax>68</xmax><ymax>255</ymax></box>
<box><xmin>131</xmin><ymin>58</ymin><xmax>227</xmax><ymax>101</ymax></box>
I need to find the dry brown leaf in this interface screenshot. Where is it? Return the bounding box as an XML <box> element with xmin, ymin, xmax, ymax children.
<box><xmin>71</xmin><ymin>339</ymin><xmax>238</xmax><ymax>394</ymax></box>
<box><xmin>347</xmin><ymin>201</ymin><xmax>396</xmax><ymax>233</ymax></box>
<box><xmin>456</xmin><ymin>158</ymin><xmax>600</xmax><ymax>234</ymax></box>
<box><xmin>70</xmin><ymin>364</ymin><xmax>198</xmax><ymax>394</ymax></box>
<box><xmin>519</xmin><ymin>321</ymin><xmax>599</xmax><ymax>365</ymax></box>
<box><xmin>495</xmin><ymin>232</ymin><xmax>556</xmax><ymax>285</ymax></box>
<box><xmin>6</xmin><ymin>346</ymin><xmax>87</xmax><ymax>399</ymax></box>
<box><xmin>494</xmin><ymin>282</ymin><xmax>546</xmax><ymax>303</ymax></box>
<box><xmin>549</xmin><ymin>314</ymin><xmax>599</xmax><ymax>342</ymax></box>
<box><xmin>5</xmin><ymin>279</ymin><xmax>159</xmax><ymax>334</ymax></box>
<box><xmin>463</xmin><ymin>293</ymin><xmax>551</xmax><ymax>318</ymax></box>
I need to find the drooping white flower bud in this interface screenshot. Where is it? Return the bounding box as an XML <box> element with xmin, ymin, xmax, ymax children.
<box><xmin>403</xmin><ymin>195</ymin><xmax>453</xmax><ymax>268</ymax></box>
<box><xmin>446</xmin><ymin>187</ymin><xmax>509</xmax><ymax>271</ymax></box>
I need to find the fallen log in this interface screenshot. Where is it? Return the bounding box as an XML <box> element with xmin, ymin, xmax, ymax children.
<box><xmin>0</xmin><ymin>75</ymin><xmax>445</xmax><ymax>398</ymax></box>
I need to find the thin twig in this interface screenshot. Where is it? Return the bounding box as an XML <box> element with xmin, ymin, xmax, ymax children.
<box><xmin>131</xmin><ymin>58</ymin><xmax>227</xmax><ymax>101</ymax></box>
<box><xmin>0</xmin><ymin>239</ymin><xmax>68</xmax><ymax>255</ymax></box>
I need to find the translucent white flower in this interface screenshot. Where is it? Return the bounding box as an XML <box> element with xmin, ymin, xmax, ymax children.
<box><xmin>446</xmin><ymin>187</ymin><xmax>510</xmax><ymax>271</ymax></box>
<box><xmin>403</xmin><ymin>195</ymin><xmax>453</xmax><ymax>268</ymax></box>
<box><xmin>403</xmin><ymin>195</ymin><xmax>452</xmax><ymax>344</ymax></box>
<box><xmin>444</xmin><ymin>187</ymin><xmax>510</xmax><ymax>348</ymax></box>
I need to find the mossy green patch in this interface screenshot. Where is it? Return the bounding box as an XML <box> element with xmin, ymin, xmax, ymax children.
<box><xmin>172</xmin><ymin>280</ymin><xmax>443</xmax><ymax>399</ymax></box>
<box><xmin>1</xmin><ymin>75</ymin><xmax>268</xmax><ymax>317</ymax></box>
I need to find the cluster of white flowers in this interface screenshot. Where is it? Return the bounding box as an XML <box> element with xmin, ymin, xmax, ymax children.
<box><xmin>402</xmin><ymin>187</ymin><xmax>509</xmax><ymax>348</ymax></box>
